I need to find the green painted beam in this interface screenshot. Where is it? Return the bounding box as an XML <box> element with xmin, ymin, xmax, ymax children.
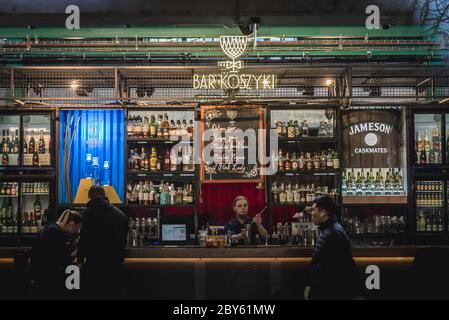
<box><xmin>0</xmin><ymin>25</ymin><xmax>436</xmax><ymax>40</ymax></box>
<box><xmin>257</xmin><ymin>25</ymin><xmax>433</xmax><ymax>38</ymax></box>
<box><xmin>0</xmin><ymin>25</ymin><xmax>242</xmax><ymax>39</ymax></box>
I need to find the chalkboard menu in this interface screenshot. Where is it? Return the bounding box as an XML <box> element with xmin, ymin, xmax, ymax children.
<box><xmin>200</xmin><ymin>105</ymin><xmax>264</xmax><ymax>183</ymax></box>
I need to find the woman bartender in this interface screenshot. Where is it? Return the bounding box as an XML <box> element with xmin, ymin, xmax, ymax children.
<box><xmin>224</xmin><ymin>196</ymin><xmax>268</xmax><ymax>245</ymax></box>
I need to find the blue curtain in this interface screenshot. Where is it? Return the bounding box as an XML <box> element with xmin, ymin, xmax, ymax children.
<box><xmin>58</xmin><ymin>109</ymin><xmax>125</xmax><ymax>204</ymax></box>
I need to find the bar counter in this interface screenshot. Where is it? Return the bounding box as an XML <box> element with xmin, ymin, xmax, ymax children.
<box><xmin>1</xmin><ymin>245</ymin><xmax>441</xmax><ymax>299</ymax></box>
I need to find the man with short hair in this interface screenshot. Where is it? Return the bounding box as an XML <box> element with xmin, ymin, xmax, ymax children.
<box><xmin>304</xmin><ymin>195</ymin><xmax>360</xmax><ymax>300</ymax></box>
<box><xmin>79</xmin><ymin>185</ymin><xmax>128</xmax><ymax>299</ymax></box>
<box><xmin>31</xmin><ymin>210</ymin><xmax>82</xmax><ymax>299</ymax></box>
<box><xmin>224</xmin><ymin>195</ymin><xmax>268</xmax><ymax>245</ymax></box>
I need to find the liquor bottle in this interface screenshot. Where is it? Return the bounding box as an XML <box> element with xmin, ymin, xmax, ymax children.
<box><xmin>278</xmin><ymin>150</ymin><xmax>284</xmax><ymax>172</ymax></box>
<box><xmin>5</xmin><ymin>130</ymin><xmax>11</xmax><ymax>153</ymax></box>
<box><xmin>38</xmin><ymin>130</ymin><xmax>46</xmax><ymax>154</ymax></box>
<box><xmin>156</xmin><ymin>114</ymin><xmax>164</xmax><ymax>138</ymax></box>
<box><xmin>293</xmin><ymin>184</ymin><xmax>301</xmax><ymax>204</ymax></box>
<box><xmin>160</xmin><ymin>183</ymin><xmax>168</xmax><ymax>206</ymax></box>
<box><xmin>102</xmin><ymin>161</ymin><xmax>110</xmax><ymax>186</ymax></box>
<box><xmin>170</xmin><ymin>149</ymin><xmax>178</xmax><ymax>172</ymax></box>
<box><xmin>423</xmin><ymin>130</ymin><xmax>431</xmax><ymax>164</ymax></box>
<box><xmin>276</xmin><ymin>121</ymin><xmax>282</xmax><ymax>137</ymax></box>
<box><xmin>291</xmin><ymin>153</ymin><xmax>299</xmax><ymax>172</ymax></box>
<box><xmin>286</xmin><ymin>184</ymin><xmax>294</xmax><ymax>203</ymax></box>
<box><xmin>86</xmin><ymin>153</ymin><xmax>93</xmax><ymax>178</ymax></box>
<box><xmin>415</xmin><ymin>129</ymin><xmax>421</xmax><ymax>163</ymax></box>
<box><xmin>32</xmin><ymin>151</ymin><xmax>39</xmax><ymax>167</ymax></box>
<box><xmin>432</xmin><ymin>127</ymin><xmax>441</xmax><ymax>163</ymax></box>
<box><xmin>143</xmin><ymin>181</ymin><xmax>150</xmax><ymax>206</ymax></box>
<box><xmin>182</xmin><ymin>147</ymin><xmax>191</xmax><ymax>171</ymax></box>
<box><xmin>188</xmin><ymin>120</ymin><xmax>194</xmax><ymax>140</ymax></box>
<box><xmin>23</xmin><ymin>138</ymin><xmax>27</xmax><ymax>155</ymax></box>
<box><xmin>187</xmin><ymin>184</ymin><xmax>194</xmax><ymax>204</ymax></box>
<box><xmin>298</xmin><ymin>152</ymin><xmax>305</xmax><ymax>171</ymax></box>
<box><xmin>313</xmin><ymin>153</ymin><xmax>320</xmax><ymax>170</ymax></box>
<box><xmin>287</xmin><ymin>121</ymin><xmax>295</xmax><ymax>138</ymax></box>
<box><xmin>302</xmin><ymin>120</ymin><xmax>309</xmax><ymax>137</ymax></box>
<box><xmin>142</xmin><ymin>116</ymin><xmax>149</xmax><ymax>138</ymax></box>
<box><xmin>149</xmin><ymin>115</ymin><xmax>156</xmax><ymax>138</ymax></box>
<box><xmin>279</xmin><ymin>184</ymin><xmax>287</xmax><ymax>204</ymax></box>
<box><xmin>127</xmin><ymin>116</ymin><xmax>134</xmax><ymax>138</ymax></box>
<box><xmin>134</xmin><ymin>116</ymin><xmax>143</xmax><ymax>138</ymax></box>
<box><xmin>140</xmin><ymin>147</ymin><xmax>149</xmax><ymax>171</ymax></box>
<box><xmin>28</xmin><ymin>130</ymin><xmax>36</xmax><ymax>154</ymax></box>
<box><xmin>326</xmin><ymin>150</ymin><xmax>333</xmax><ymax>169</ymax></box>
<box><xmin>360</xmin><ymin>169</ymin><xmax>367</xmax><ymax>193</ymax></box>
<box><xmin>156</xmin><ymin>154</ymin><xmax>162</xmax><ymax>171</ymax></box>
<box><xmin>355</xmin><ymin>171</ymin><xmax>362</xmax><ymax>195</ymax></box>
<box><xmin>417</xmin><ymin>210</ymin><xmax>425</xmax><ymax>232</ymax></box>
<box><xmin>284</xmin><ymin>152</ymin><xmax>291</xmax><ymax>171</ymax></box>
<box><xmin>92</xmin><ymin>157</ymin><xmax>100</xmax><ymax>186</ymax></box>
<box><xmin>34</xmin><ymin>195</ymin><xmax>42</xmax><ymax>218</ymax></box>
<box><xmin>150</xmin><ymin>147</ymin><xmax>158</xmax><ymax>172</ymax></box>
<box><xmin>163</xmin><ymin>149</ymin><xmax>171</xmax><ymax>171</ymax></box>
<box><xmin>2</xmin><ymin>149</ymin><xmax>8</xmax><ymax>166</ymax></box>
<box><xmin>294</xmin><ymin>120</ymin><xmax>300</xmax><ymax>137</ymax></box>
<box><xmin>332</xmin><ymin>151</ymin><xmax>340</xmax><ymax>169</ymax></box>
<box><xmin>272</xmin><ymin>182</ymin><xmax>279</xmax><ymax>204</ymax></box>
<box><xmin>320</xmin><ymin>152</ymin><xmax>327</xmax><ymax>169</ymax></box>
<box><xmin>341</xmin><ymin>170</ymin><xmax>347</xmax><ymax>194</ymax></box>
<box><xmin>1</xmin><ymin>130</ymin><xmax>6</xmax><ymax>153</ymax></box>
<box><xmin>163</xmin><ymin>114</ymin><xmax>170</xmax><ymax>138</ymax></box>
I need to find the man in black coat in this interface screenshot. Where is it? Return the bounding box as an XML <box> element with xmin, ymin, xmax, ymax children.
<box><xmin>79</xmin><ymin>186</ymin><xmax>128</xmax><ymax>299</ymax></box>
<box><xmin>304</xmin><ymin>195</ymin><xmax>360</xmax><ymax>300</ymax></box>
<box><xmin>31</xmin><ymin>210</ymin><xmax>81</xmax><ymax>299</ymax></box>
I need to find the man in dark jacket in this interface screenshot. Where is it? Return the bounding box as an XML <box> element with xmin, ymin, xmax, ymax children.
<box><xmin>79</xmin><ymin>186</ymin><xmax>128</xmax><ymax>299</ymax></box>
<box><xmin>304</xmin><ymin>195</ymin><xmax>360</xmax><ymax>300</ymax></box>
<box><xmin>31</xmin><ymin>210</ymin><xmax>81</xmax><ymax>299</ymax></box>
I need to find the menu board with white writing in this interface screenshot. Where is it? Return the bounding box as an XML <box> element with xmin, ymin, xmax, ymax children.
<box><xmin>200</xmin><ymin>106</ymin><xmax>264</xmax><ymax>183</ymax></box>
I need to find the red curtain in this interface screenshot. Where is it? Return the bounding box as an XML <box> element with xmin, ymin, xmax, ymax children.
<box><xmin>198</xmin><ymin>183</ymin><xmax>266</xmax><ymax>225</ymax></box>
<box><xmin>164</xmin><ymin>182</ymin><xmax>300</xmax><ymax>228</ymax></box>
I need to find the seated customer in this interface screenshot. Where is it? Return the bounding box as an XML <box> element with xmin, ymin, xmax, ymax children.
<box><xmin>30</xmin><ymin>210</ymin><xmax>81</xmax><ymax>299</ymax></box>
<box><xmin>224</xmin><ymin>196</ymin><xmax>268</xmax><ymax>245</ymax></box>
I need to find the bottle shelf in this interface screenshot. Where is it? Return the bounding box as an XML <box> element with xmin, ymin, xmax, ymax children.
<box><xmin>277</xmin><ymin>137</ymin><xmax>335</xmax><ymax>143</ymax></box>
<box><xmin>22</xmin><ymin>193</ymin><xmax>49</xmax><ymax>196</ymax></box>
<box><xmin>416</xmin><ymin>205</ymin><xmax>444</xmax><ymax>208</ymax></box>
<box><xmin>128</xmin><ymin>171</ymin><xmax>195</xmax><ymax>176</ymax></box>
<box><xmin>125</xmin><ymin>204</ymin><xmax>195</xmax><ymax>208</ymax></box>
<box><xmin>275</xmin><ymin>170</ymin><xmax>340</xmax><ymax>176</ymax></box>
<box><xmin>0</xmin><ymin>195</ymin><xmax>18</xmax><ymax>198</ymax></box>
<box><xmin>127</xmin><ymin>138</ymin><xmax>192</xmax><ymax>144</ymax></box>
<box><xmin>342</xmin><ymin>195</ymin><xmax>408</xmax><ymax>205</ymax></box>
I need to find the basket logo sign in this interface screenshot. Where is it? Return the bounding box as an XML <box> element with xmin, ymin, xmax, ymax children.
<box><xmin>193</xmin><ymin>36</ymin><xmax>276</xmax><ymax>90</ymax></box>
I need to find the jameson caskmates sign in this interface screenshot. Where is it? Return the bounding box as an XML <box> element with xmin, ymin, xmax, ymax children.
<box><xmin>349</xmin><ymin>122</ymin><xmax>393</xmax><ymax>154</ymax></box>
<box><xmin>193</xmin><ymin>36</ymin><xmax>276</xmax><ymax>90</ymax></box>
<box><xmin>342</xmin><ymin>109</ymin><xmax>401</xmax><ymax>168</ymax></box>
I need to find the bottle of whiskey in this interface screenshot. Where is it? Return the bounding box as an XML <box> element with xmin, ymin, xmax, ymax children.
<box><xmin>32</xmin><ymin>151</ymin><xmax>40</xmax><ymax>167</ymax></box>
<box><xmin>423</xmin><ymin>130</ymin><xmax>431</xmax><ymax>164</ymax></box>
<box><xmin>38</xmin><ymin>130</ymin><xmax>46</xmax><ymax>154</ymax></box>
<box><xmin>142</xmin><ymin>116</ymin><xmax>149</xmax><ymax>138</ymax></box>
<box><xmin>150</xmin><ymin>147</ymin><xmax>158</xmax><ymax>172</ymax></box>
<box><xmin>140</xmin><ymin>147</ymin><xmax>148</xmax><ymax>171</ymax></box>
<box><xmin>149</xmin><ymin>114</ymin><xmax>156</xmax><ymax>138</ymax></box>
<box><xmin>278</xmin><ymin>150</ymin><xmax>285</xmax><ymax>172</ymax></box>
<box><xmin>28</xmin><ymin>130</ymin><xmax>36</xmax><ymax>154</ymax></box>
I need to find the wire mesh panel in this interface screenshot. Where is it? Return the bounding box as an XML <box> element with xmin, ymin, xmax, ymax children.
<box><xmin>0</xmin><ymin>65</ymin><xmax>447</xmax><ymax>105</ymax></box>
<box><xmin>12</xmin><ymin>68</ymin><xmax>116</xmax><ymax>104</ymax></box>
